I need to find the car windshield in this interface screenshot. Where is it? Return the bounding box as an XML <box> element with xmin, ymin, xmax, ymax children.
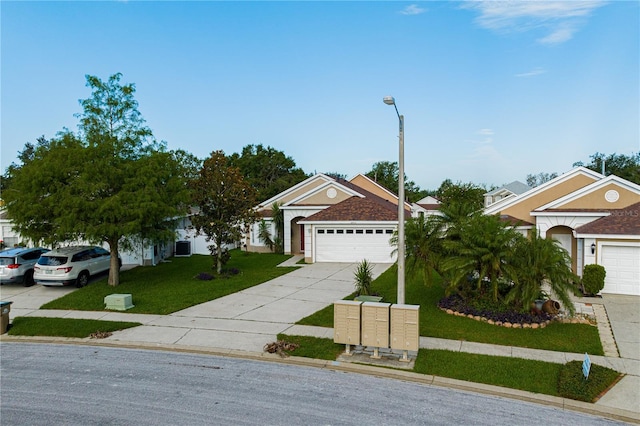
<box><xmin>0</xmin><ymin>257</ymin><xmax>16</xmax><ymax>266</ymax></box>
<box><xmin>38</xmin><ymin>256</ymin><xmax>68</xmax><ymax>266</ymax></box>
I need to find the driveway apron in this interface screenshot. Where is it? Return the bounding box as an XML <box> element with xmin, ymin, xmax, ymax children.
<box><xmin>107</xmin><ymin>262</ymin><xmax>392</xmax><ymax>352</ymax></box>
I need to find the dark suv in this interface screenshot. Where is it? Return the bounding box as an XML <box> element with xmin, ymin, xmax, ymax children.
<box><xmin>0</xmin><ymin>247</ymin><xmax>50</xmax><ymax>286</ymax></box>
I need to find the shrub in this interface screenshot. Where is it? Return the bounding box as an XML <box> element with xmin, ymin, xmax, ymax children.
<box><xmin>354</xmin><ymin>259</ymin><xmax>373</xmax><ymax>296</ymax></box>
<box><xmin>582</xmin><ymin>264</ymin><xmax>606</xmax><ymax>295</ymax></box>
<box><xmin>438</xmin><ymin>294</ymin><xmax>553</xmax><ymax>324</ymax></box>
<box><xmin>195</xmin><ymin>272</ymin><xmax>215</xmax><ymax>281</ymax></box>
<box><xmin>557</xmin><ymin>360</ymin><xmax>621</xmax><ymax>402</ymax></box>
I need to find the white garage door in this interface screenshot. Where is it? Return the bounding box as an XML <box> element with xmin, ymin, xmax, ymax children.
<box><xmin>600</xmin><ymin>244</ymin><xmax>640</xmax><ymax>296</ymax></box>
<box><xmin>315</xmin><ymin>227</ymin><xmax>396</xmax><ymax>263</ymax></box>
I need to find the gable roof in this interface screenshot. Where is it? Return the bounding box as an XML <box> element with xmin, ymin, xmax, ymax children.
<box><xmin>575</xmin><ymin>202</ymin><xmax>640</xmax><ymax>236</ymax></box>
<box><xmin>257</xmin><ymin>173</ymin><xmax>333</xmax><ymax>209</ymax></box>
<box><xmin>283</xmin><ymin>180</ymin><xmax>363</xmax><ymax>207</ymax></box>
<box><xmin>484</xmin><ymin>166</ymin><xmax>603</xmax><ymax>215</ymax></box>
<box><xmin>300</xmin><ymin>196</ymin><xmax>400</xmax><ymax>222</ymax></box>
<box><xmin>485</xmin><ymin>181</ymin><xmax>531</xmax><ymax>196</ymax></box>
<box><xmin>534</xmin><ymin>175</ymin><xmax>640</xmax><ymax>211</ymax></box>
<box><xmin>349</xmin><ymin>174</ymin><xmax>400</xmax><ymax>203</ymax></box>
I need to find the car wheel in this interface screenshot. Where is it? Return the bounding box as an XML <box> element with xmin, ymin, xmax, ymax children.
<box><xmin>24</xmin><ymin>270</ymin><xmax>35</xmax><ymax>287</ymax></box>
<box><xmin>76</xmin><ymin>272</ymin><xmax>90</xmax><ymax>288</ymax></box>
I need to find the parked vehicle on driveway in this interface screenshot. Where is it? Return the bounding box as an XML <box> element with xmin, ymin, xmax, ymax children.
<box><xmin>34</xmin><ymin>246</ymin><xmax>119</xmax><ymax>287</ymax></box>
<box><xmin>0</xmin><ymin>247</ymin><xmax>50</xmax><ymax>286</ymax></box>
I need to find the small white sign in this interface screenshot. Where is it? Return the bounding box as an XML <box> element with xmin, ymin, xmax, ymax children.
<box><xmin>583</xmin><ymin>353</ymin><xmax>591</xmax><ymax>379</ymax></box>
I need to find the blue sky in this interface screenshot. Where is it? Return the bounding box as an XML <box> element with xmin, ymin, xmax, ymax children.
<box><xmin>2</xmin><ymin>1</ymin><xmax>638</xmax><ymax>191</ymax></box>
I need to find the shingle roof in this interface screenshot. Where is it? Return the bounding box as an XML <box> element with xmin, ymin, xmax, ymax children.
<box><xmin>575</xmin><ymin>202</ymin><xmax>640</xmax><ymax>235</ymax></box>
<box><xmin>417</xmin><ymin>203</ymin><xmax>441</xmax><ymax>211</ymax></box>
<box><xmin>499</xmin><ymin>214</ymin><xmax>534</xmax><ymax>227</ymax></box>
<box><xmin>485</xmin><ymin>181</ymin><xmax>531</xmax><ymax>196</ymax></box>
<box><xmin>303</xmin><ymin>196</ymin><xmax>402</xmax><ymax>222</ymax></box>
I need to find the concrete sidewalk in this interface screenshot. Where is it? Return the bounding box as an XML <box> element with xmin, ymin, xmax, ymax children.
<box><xmin>1</xmin><ymin>259</ymin><xmax>638</xmax><ymax>422</ymax></box>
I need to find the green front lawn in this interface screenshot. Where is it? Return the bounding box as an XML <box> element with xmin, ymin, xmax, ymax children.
<box><xmin>298</xmin><ymin>265</ymin><xmax>603</xmax><ymax>355</ymax></box>
<box><xmin>41</xmin><ymin>250</ymin><xmax>295</xmax><ymax>314</ymax></box>
<box><xmin>278</xmin><ymin>334</ymin><xmax>619</xmax><ymax>401</ymax></box>
<box><xmin>8</xmin><ymin>317</ymin><xmax>140</xmax><ymax>338</ymax></box>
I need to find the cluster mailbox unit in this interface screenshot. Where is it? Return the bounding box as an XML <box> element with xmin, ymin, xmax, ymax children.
<box><xmin>334</xmin><ymin>300</ymin><xmax>420</xmax><ymax>362</ymax></box>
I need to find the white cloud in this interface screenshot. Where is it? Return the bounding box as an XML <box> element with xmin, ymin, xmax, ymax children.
<box><xmin>478</xmin><ymin>128</ymin><xmax>494</xmax><ymax>136</ymax></box>
<box><xmin>400</xmin><ymin>4</ymin><xmax>427</xmax><ymax>16</ymax></box>
<box><xmin>515</xmin><ymin>67</ymin><xmax>547</xmax><ymax>77</ymax></box>
<box><xmin>462</xmin><ymin>0</ymin><xmax>607</xmax><ymax>44</ymax></box>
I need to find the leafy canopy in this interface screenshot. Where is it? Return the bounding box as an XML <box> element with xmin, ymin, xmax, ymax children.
<box><xmin>227</xmin><ymin>144</ymin><xmax>308</xmax><ymax>202</ymax></box>
<box><xmin>3</xmin><ymin>73</ymin><xmax>191</xmax><ymax>286</ymax></box>
<box><xmin>574</xmin><ymin>152</ymin><xmax>640</xmax><ymax>184</ymax></box>
<box><xmin>365</xmin><ymin>160</ymin><xmax>427</xmax><ymax>203</ymax></box>
<box><xmin>189</xmin><ymin>150</ymin><xmax>258</xmax><ymax>273</ymax></box>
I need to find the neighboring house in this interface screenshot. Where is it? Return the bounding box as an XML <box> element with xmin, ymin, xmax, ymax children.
<box><xmin>0</xmin><ymin>209</ymin><xmax>22</xmax><ymax>248</ymax></box>
<box><xmin>484</xmin><ymin>181</ymin><xmax>531</xmax><ymax>208</ymax></box>
<box><xmin>173</xmin><ymin>207</ymin><xmax>239</xmax><ymax>257</ymax></box>
<box><xmin>0</xmin><ymin>207</ymin><xmax>172</xmax><ymax>266</ymax></box>
<box><xmin>485</xmin><ymin>167</ymin><xmax>640</xmax><ymax>296</ymax></box>
<box><xmin>412</xmin><ymin>195</ymin><xmax>442</xmax><ymax>218</ymax></box>
<box><xmin>247</xmin><ymin>173</ymin><xmax>409</xmax><ymax>264</ymax></box>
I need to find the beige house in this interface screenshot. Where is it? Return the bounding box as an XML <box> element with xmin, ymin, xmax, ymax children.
<box><xmin>484</xmin><ymin>167</ymin><xmax>640</xmax><ymax>295</ymax></box>
<box><xmin>247</xmin><ymin>173</ymin><xmax>409</xmax><ymax>264</ymax></box>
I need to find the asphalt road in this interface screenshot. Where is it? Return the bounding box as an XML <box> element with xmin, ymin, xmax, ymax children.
<box><xmin>0</xmin><ymin>343</ymin><xmax>623</xmax><ymax>425</ymax></box>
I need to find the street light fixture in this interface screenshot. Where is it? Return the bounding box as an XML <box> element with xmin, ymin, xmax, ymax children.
<box><xmin>383</xmin><ymin>96</ymin><xmax>405</xmax><ymax>305</ymax></box>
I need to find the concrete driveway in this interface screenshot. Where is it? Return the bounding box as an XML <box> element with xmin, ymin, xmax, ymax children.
<box><xmin>602</xmin><ymin>294</ymin><xmax>640</xmax><ymax>360</ymax></box>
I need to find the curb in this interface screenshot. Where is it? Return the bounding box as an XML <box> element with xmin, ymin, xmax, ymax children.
<box><xmin>2</xmin><ymin>335</ymin><xmax>638</xmax><ymax>424</ymax></box>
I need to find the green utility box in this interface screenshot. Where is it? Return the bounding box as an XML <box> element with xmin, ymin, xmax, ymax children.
<box><xmin>104</xmin><ymin>294</ymin><xmax>134</xmax><ymax>311</ymax></box>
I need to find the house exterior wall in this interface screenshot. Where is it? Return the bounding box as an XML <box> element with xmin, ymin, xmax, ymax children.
<box><xmin>283</xmin><ymin>207</ymin><xmax>323</xmax><ymax>254</ymax></box>
<box><xmin>558</xmin><ymin>184</ymin><xmax>640</xmax><ymax>209</ymax></box>
<box><xmin>350</xmin><ymin>175</ymin><xmax>399</xmax><ymax>204</ymax></box>
<box><xmin>501</xmin><ymin>174</ymin><xmax>598</xmax><ymax>223</ymax></box>
<box><xmin>274</xmin><ymin>179</ymin><xmax>328</xmax><ymax>206</ymax></box>
<box><xmin>295</xmin><ymin>186</ymin><xmax>352</xmax><ymax>205</ymax></box>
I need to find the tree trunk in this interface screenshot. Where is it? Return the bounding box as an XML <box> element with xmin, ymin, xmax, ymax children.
<box><xmin>107</xmin><ymin>239</ymin><xmax>121</xmax><ymax>286</ymax></box>
<box><xmin>216</xmin><ymin>238</ymin><xmax>223</xmax><ymax>274</ymax></box>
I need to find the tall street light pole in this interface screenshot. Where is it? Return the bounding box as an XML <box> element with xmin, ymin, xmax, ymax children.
<box><xmin>383</xmin><ymin>96</ymin><xmax>405</xmax><ymax>305</ymax></box>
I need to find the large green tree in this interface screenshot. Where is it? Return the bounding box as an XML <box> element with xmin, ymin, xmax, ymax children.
<box><xmin>365</xmin><ymin>161</ymin><xmax>427</xmax><ymax>202</ymax></box>
<box><xmin>227</xmin><ymin>144</ymin><xmax>308</xmax><ymax>201</ymax></box>
<box><xmin>190</xmin><ymin>151</ymin><xmax>257</xmax><ymax>273</ymax></box>
<box><xmin>436</xmin><ymin>179</ymin><xmax>485</xmax><ymax>217</ymax></box>
<box><xmin>574</xmin><ymin>152</ymin><xmax>640</xmax><ymax>184</ymax></box>
<box><xmin>3</xmin><ymin>73</ymin><xmax>191</xmax><ymax>286</ymax></box>
<box><xmin>526</xmin><ymin>172</ymin><xmax>558</xmax><ymax>188</ymax></box>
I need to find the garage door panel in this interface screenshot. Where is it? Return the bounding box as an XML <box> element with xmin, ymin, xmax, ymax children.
<box><xmin>601</xmin><ymin>245</ymin><xmax>640</xmax><ymax>296</ymax></box>
<box><xmin>315</xmin><ymin>228</ymin><xmax>396</xmax><ymax>263</ymax></box>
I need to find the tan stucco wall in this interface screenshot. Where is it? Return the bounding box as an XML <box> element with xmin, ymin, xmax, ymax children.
<box><xmin>501</xmin><ymin>174</ymin><xmax>598</xmax><ymax>223</ymax></box>
<box><xmin>295</xmin><ymin>185</ymin><xmax>352</xmax><ymax>205</ymax></box>
<box><xmin>350</xmin><ymin>175</ymin><xmax>398</xmax><ymax>204</ymax></box>
<box><xmin>275</xmin><ymin>178</ymin><xmax>328</xmax><ymax>206</ymax></box>
<box><xmin>559</xmin><ymin>184</ymin><xmax>640</xmax><ymax>210</ymax></box>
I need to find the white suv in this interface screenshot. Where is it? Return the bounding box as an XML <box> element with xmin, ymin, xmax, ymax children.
<box><xmin>0</xmin><ymin>247</ymin><xmax>50</xmax><ymax>286</ymax></box>
<box><xmin>34</xmin><ymin>246</ymin><xmax>116</xmax><ymax>287</ymax></box>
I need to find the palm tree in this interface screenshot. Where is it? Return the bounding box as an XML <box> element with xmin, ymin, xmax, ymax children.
<box><xmin>257</xmin><ymin>219</ymin><xmax>274</xmax><ymax>251</ymax></box>
<box><xmin>442</xmin><ymin>214</ymin><xmax>520</xmax><ymax>302</ymax></box>
<box><xmin>271</xmin><ymin>202</ymin><xmax>284</xmax><ymax>254</ymax></box>
<box><xmin>506</xmin><ymin>230</ymin><xmax>578</xmax><ymax>315</ymax></box>
<box><xmin>392</xmin><ymin>214</ymin><xmax>446</xmax><ymax>285</ymax></box>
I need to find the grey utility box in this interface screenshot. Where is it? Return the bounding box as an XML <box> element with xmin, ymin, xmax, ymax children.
<box><xmin>334</xmin><ymin>300</ymin><xmax>362</xmax><ymax>355</ymax></box>
<box><xmin>1</xmin><ymin>301</ymin><xmax>13</xmax><ymax>334</ymax></box>
<box><xmin>104</xmin><ymin>294</ymin><xmax>134</xmax><ymax>311</ymax></box>
<box><xmin>361</xmin><ymin>302</ymin><xmax>391</xmax><ymax>358</ymax></box>
<box><xmin>390</xmin><ymin>304</ymin><xmax>420</xmax><ymax>361</ymax></box>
